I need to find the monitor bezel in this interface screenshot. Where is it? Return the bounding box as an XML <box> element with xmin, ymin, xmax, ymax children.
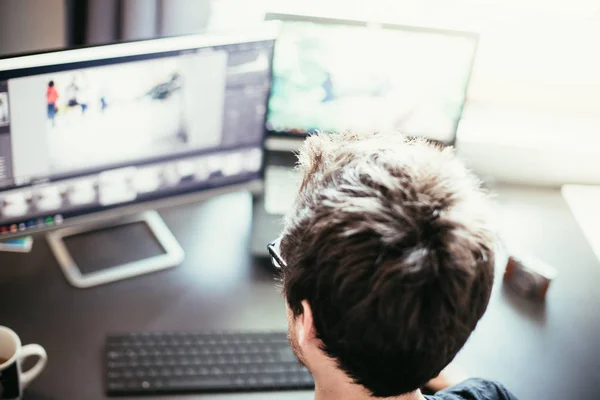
<box><xmin>0</xmin><ymin>24</ymin><xmax>279</xmax><ymax>241</ymax></box>
<box><xmin>264</xmin><ymin>12</ymin><xmax>480</xmax><ymax>146</ymax></box>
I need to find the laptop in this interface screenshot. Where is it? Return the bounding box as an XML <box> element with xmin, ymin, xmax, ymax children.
<box><xmin>251</xmin><ymin>14</ymin><xmax>479</xmax><ymax>256</ymax></box>
<box><xmin>250</xmin><ymin>152</ymin><xmax>300</xmax><ymax>256</ymax></box>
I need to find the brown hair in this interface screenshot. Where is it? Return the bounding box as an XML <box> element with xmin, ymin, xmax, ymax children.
<box><xmin>280</xmin><ymin>131</ymin><xmax>496</xmax><ymax>397</ymax></box>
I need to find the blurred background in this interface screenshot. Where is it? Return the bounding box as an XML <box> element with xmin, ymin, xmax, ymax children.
<box><xmin>1</xmin><ymin>0</ymin><xmax>600</xmax><ymax>186</ymax></box>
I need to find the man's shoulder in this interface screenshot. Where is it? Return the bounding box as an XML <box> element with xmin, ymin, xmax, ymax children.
<box><xmin>425</xmin><ymin>378</ymin><xmax>519</xmax><ymax>400</ymax></box>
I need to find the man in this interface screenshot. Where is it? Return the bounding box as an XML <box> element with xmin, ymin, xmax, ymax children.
<box><xmin>268</xmin><ymin>131</ymin><xmax>518</xmax><ymax>400</ymax></box>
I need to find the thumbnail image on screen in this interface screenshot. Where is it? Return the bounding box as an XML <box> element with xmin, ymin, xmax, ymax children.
<box><xmin>32</xmin><ymin>53</ymin><xmax>225</xmax><ymax>175</ymax></box>
<box><xmin>0</xmin><ymin>92</ymin><xmax>9</xmax><ymax>127</ymax></box>
<box><xmin>266</xmin><ymin>20</ymin><xmax>477</xmax><ymax>143</ymax></box>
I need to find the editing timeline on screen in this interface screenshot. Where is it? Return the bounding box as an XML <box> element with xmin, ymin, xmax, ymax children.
<box><xmin>0</xmin><ymin>38</ymin><xmax>275</xmax><ymax>236</ymax></box>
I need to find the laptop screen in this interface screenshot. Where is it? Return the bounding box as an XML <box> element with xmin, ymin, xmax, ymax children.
<box><xmin>265</xmin><ymin>15</ymin><xmax>478</xmax><ymax>144</ymax></box>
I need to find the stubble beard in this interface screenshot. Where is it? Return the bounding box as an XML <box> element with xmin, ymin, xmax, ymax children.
<box><xmin>288</xmin><ymin>319</ymin><xmax>307</xmax><ymax>368</ymax></box>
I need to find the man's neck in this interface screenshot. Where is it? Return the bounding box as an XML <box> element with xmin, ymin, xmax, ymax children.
<box><xmin>305</xmin><ymin>349</ymin><xmax>426</xmax><ymax>400</ymax></box>
<box><xmin>313</xmin><ymin>376</ymin><xmax>426</xmax><ymax>400</ymax></box>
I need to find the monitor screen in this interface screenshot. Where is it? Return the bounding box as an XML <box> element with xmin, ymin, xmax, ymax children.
<box><xmin>265</xmin><ymin>14</ymin><xmax>478</xmax><ymax>144</ymax></box>
<box><xmin>0</xmin><ymin>28</ymin><xmax>276</xmax><ymax>237</ymax></box>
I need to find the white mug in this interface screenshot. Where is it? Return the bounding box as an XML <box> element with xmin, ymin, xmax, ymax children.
<box><xmin>0</xmin><ymin>326</ymin><xmax>47</xmax><ymax>399</ymax></box>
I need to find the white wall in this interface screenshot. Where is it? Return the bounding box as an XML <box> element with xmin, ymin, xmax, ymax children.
<box><xmin>258</xmin><ymin>0</ymin><xmax>600</xmax><ymax>186</ymax></box>
<box><xmin>0</xmin><ymin>0</ymin><xmax>65</xmax><ymax>56</ymax></box>
<box><xmin>122</xmin><ymin>0</ymin><xmax>158</xmax><ymax>41</ymax></box>
<box><xmin>86</xmin><ymin>0</ymin><xmax>119</xmax><ymax>45</ymax></box>
<box><xmin>158</xmin><ymin>0</ymin><xmax>211</xmax><ymax>36</ymax></box>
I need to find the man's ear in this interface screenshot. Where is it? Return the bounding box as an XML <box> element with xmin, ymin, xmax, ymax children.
<box><xmin>296</xmin><ymin>300</ymin><xmax>316</xmax><ymax>348</ymax></box>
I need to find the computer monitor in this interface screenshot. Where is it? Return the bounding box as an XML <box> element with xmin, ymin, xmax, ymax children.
<box><xmin>264</xmin><ymin>13</ymin><xmax>478</xmax><ymax>146</ymax></box>
<box><xmin>0</xmin><ymin>25</ymin><xmax>278</xmax><ymax>286</ymax></box>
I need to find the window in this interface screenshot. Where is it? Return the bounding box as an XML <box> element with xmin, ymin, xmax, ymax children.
<box><xmin>208</xmin><ymin>0</ymin><xmax>600</xmax><ymax>184</ymax></box>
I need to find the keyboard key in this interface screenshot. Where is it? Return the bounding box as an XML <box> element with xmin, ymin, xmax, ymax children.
<box><xmin>167</xmin><ymin>377</ymin><xmax>233</xmax><ymax>390</ymax></box>
<box><xmin>107</xmin><ymin>381</ymin><xmax>126</xmax><ymax>392</ymax></box>
<box><xmin>278</xmin><ymin>347</ymin><xmax>297</xmax><ymax>362</ymax></box>
<box><xmin>260</xmin><ymin>376</ymin><xmax>275</xmax><ymax>385</ymax></box>
<box><xmin>233</xmin><ymin>377</ymin><xmax>246</xmax><ymax>386</ymax></box>
<box><xmin>247</xmin><ymin>377</ymin><xmax>259</xmax><ymax>386</ymax></box>
<box><xmin>126</xmin><ymin>380</ymin><xmax>140</xmax><ymax>389</ymax></box>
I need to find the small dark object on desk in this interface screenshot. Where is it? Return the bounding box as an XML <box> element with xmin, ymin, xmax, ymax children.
<box><xmin>504</xmin><ymin>253</ymin><xmax>557</xmax><ymax>300</ymax></box>
<box><xmin>104</xmin><ymin>331</ymin><xmax>314</xmax><ymax>396</ymax></box>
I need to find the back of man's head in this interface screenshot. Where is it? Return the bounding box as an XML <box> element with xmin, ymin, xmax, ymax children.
<box><xmin>280</xmin><ymin>131</ymin><xmax>496</xmax><ymax>397</ymax></box>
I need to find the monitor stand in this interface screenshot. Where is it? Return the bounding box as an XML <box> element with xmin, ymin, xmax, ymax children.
<box><xmin>46</xmin><ymin>211</ymin><xmax>185</xmax><ymax>288</ymax></box>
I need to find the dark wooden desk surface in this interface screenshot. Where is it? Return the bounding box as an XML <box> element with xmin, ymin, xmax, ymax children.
<box><xmin>0</xmin><ymin>186</ymin><xmax>598</xmax><ymax>400</ymax></box>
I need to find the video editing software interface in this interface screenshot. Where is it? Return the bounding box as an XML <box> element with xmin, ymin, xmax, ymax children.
<box><xmin>0</xmin><ymin>37</ymin><xmax>274</xmax><ymax>236</ymax></box>
<box><xmin>266</xmin><ymin>17</ymin><xmax>478</xmax><ymax>144</ymax></box>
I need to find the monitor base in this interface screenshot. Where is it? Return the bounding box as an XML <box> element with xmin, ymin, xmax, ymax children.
<box><xmin>47</xmin><ymin>211</ymin><xmax>184</xmax><ymax>288</ymax></box>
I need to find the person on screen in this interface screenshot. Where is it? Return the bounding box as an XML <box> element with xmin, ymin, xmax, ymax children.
<box><xmin>66</xmin><ymin>77</ymin><xmax>78</xmax><ymax>107</ymax></box>
<box><xmin>0</xmin><ymin>96</ymin><xmax>7</xmax><ymax>124</ymax></box>
<box><xmin>64</xmin><ymin>75</ymin><xmax>91</xmax><ymax>115</ymax></box>
<box><xmin>100</xmin><ymin>96</ymin><xmax>108</xmax><ymax>112</ymax></box>
<box><xmin>271</xmin><ymin>131</ymin><xmax>518</xmax><ymax>400</ymax></box>
<box><xmin>46</xmin><ymin>81</ymin><xmax>59</xmax><ymax>125</ymax></box>
<box><xmin>321</xmin><ymin>72</ymin><xmax>335</xmax><ymax>102</ymax></box>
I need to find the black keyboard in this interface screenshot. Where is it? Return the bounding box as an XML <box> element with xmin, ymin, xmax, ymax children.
<box><xmin>105</xmin><ymin>331</ymin><xmax>314</xmax><ymax>396</ymax></box>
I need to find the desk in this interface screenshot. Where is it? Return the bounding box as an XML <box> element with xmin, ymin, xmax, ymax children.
<box><xmin>0</xmin><ymin>186</ymin><xmax>598</xmax><ymax>400</ymax></box>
